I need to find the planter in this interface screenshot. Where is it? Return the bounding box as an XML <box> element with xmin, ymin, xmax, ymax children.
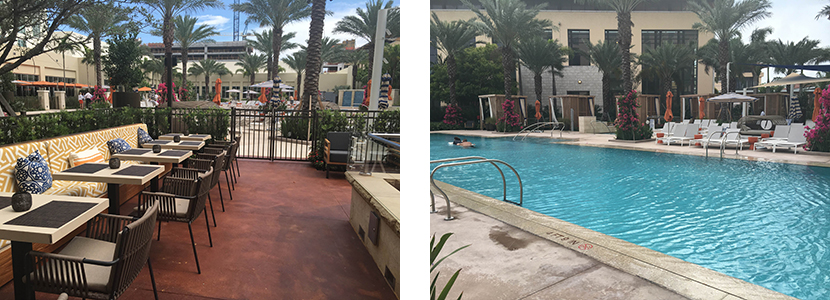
<box><xmin>112</xmin><ymin>92</ymin><xmax>141</xmax><ymax>108</ymax></box>
<box><xmin>485</xmin><ymin>124</ymin><xmax>496</xmax><ymax>131</ymax></box>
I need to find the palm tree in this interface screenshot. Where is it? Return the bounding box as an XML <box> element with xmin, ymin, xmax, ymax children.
<box><xmin>140</xmin><ymin>0</ymin><xmax>222</xmax><ymax>102</ymax></box>
<box><xmin>141</xmin><ymin>58</ymin><xmax>166</xmax><ymax>85</ymax></box>
<box><xmin>582</xmin><ymin>40</ymin><xmax>622</xmax><ymax>121</ymax></box>
<box><xmin>575</xmin><ymin>0</ymin><xmax>655</xmax><ymax>94</ymax></box>
<box><xmin>282</xmin><ymin>50</ymin><xmax>307</xmax><ymax>101</ymax></box>
<box><xmin>301</xmin><ymin>0</ymin><xmax>327</xmax><ymax>110</ymax></box>
<box><xmin>66</xmin><ymin>2</ymin><xmax>132</xmax><ymax>88</ymax></box>
<box><xmin>462</xmin><ymin>0</ymin><xmax>551</xmax><ymax>100</ymax></box>
<box><xmin>235</xmin><ymin>53</ymin><xmax>266</xmax><ymax>98</ymax></box>
<box><xmin>333</xmin><ymin>0</ymin><xmax>400</xmax><ymax>82</ymax></box>
<box><xmin>767</xmin><ymin>38</ymin><xmax>826</xmax><ymax>75</ymax></box>
<box><xmin>817</xmin><ymin>2</ymin><xmax>830</xmax><ymax>20</ymax></box>
<box><xmin>547</xmin><ymin>40</ymin><xmax>569</xmax><ymax>96</ymax></box>
<box><xmin>639</xmin><ymin>42</ymin><xmax>696</xmax><ymax>117</ymax></box>
<box><xmin>246</xmin><ymin>30</ymin><xmax>298</xmax><ymax>80</ymax></box>
<box><xmin>698</xmin><ymin>30</ymin><xmax>771</xmax><ymax>92</ymax></box>
<box><xmin>515</xmin><ymin>36</ymin><xmax>553</xmax><ymax>106</ymax></box>
<box><xmin>189</xmin><ymin>59</ymin><xmax>230</xmax><ymax>99</ymax></box>
<box><xmin>689</xmin><ymin>0</ymin><xmax>771</xmax><ymax>93</ymax></box>
<box><xmin>173</xmin><ymin>15</ymin><xmax>219</xmax><ymax>86</ymax></box>
<box><xmin>343</xmin><ymin>49</ymin><xmax>368</xmax><ymax>88</ymax></box>
<box><xmin>231</xmin><ymin>0</ymin><xmax>310</xmax><ymax>77</ymax></box>
<box><xmin>430</xmin><ymin>12</ymin><xmax>478</xmax><ymax>107</ymax></box>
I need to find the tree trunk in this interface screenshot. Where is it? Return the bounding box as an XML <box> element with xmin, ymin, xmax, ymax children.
<box><xmin>550</xmin><ymin>70</ymin><xmax>557</xmax><ymax>95</ymax></box>
<box><xmin>272</xmin><ymin>26</ymin><xmax>282</xmax><ymax>79</ymax></box>
<box><xmin>250</xmin><ymin>73</ymin><xmax>256</xmax><ymax>100</ymax></box>
<box><xmin>163</xmin><ymin>13</ymin><xmax>174</xmax><ymax>104</ymax></box>
<box><xmin>302</xmin><ymin>0</ymin><xmax>326</xmax><ymax>110</ymax></box>
<box><xmin>365</xmin><ymin>43</ymin><xmax>375</xmax><ymax>82</ymax></box>
<box><xmin>718</xmin><ymin>38</ymin><xmax>729</xmax><ymax>93</ymax></box>
<box><xmin>351</xmin><ymin>61</ymin><xmax>359</xmax><ymax>88</ymax></box>
<box><xmin>618</xmin><ymin>11</ymin><xmax>633</xmax><ymax>93</ymax></box>
<box><xmin>602</xmin><ymin>75</ymin><xmax>613</xmax><ymax>121</ymax></box>
<box><xmin>205</xmin><ymin>74</ymin><xmax>210</xmax><ymax>99</ymax></box>
<box><xmin>296</xmin><ymin>71</ymin><xmax>303</xmax><ymax>102</ymax></box>
<box><xmin>267</xmin><ymin>56</ymin><xmax>273</xmax><ymax>80</ymax></box>
<box><xmin>93</xmin><ymin>33</ymin><xmax>102</xmax><ymax>88</ymax></box>
<box><xmin>181</xmin><ymin>48</ymin><xmax>189</xmax><ymax>87</ymax></box>
<box><xmin>501</xmin><ymin>46</ymin><xmax>514</xmax><ymax>100</ymax></box>
<box><xmin>447</xmin><ymin>54</ymin><xmax>457</xmax><ymax>106</ymax></box>
<box><xmin>534</xmin><ymin>72</ymin><xmax>542</xmax><ymax>103</ymax></box>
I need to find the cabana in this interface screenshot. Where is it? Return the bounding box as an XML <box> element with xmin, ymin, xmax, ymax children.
<box><xmin>630</xmin><ymin>94</ymin><xmax>661</xmax><ymax>124</ymax></box>
<box><xmin>477</xmin><ymin>94</ymin><xmax>527</xmax><ymax>130</ymax></box>
<box><xmin>680</xmin><ymin>94</ymin><xmax>718</xmax><ymax>121</ymax></box>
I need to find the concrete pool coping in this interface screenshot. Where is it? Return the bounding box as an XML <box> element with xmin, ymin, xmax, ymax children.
<box><xmin>434</xmin><ymin>130</ymin><xmax>830</xmax><ymax>169</ymax></box>
<box><xmin>432</xmin><ymin>181</ymin><xmax>797</xmax><ymax>300</ymax></box>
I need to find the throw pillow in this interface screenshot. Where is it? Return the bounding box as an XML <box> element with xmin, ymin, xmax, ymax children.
<box><xmin>107</xmin><ymin>138</ymin><xmax>132</xmax><ymax>154</ymax></box>
<box><xmin>68</xmin><ymin>149</ymin><xmax>105</xmax><ymax>167</ymax></box>
<box><xmin>137</xmin><ymin>128</ymin><xmax>153</xmax><ymax>144</ymax></box>
<box><xmin>14</xmin><ymin>150</ymin><xmax>52</xmax><ymax>194</ymax></box>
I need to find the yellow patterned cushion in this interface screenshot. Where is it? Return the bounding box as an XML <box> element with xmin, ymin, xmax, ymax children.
<box><xmin>68</xmin><ymin>149</ymin><xmax>106</xmax><ymax>167</ymax></box>
<box><xmin>44</xmin><ymin>180</ymin><xmax>107</xmax><ymax>197</ymax></box>
<box><xmin>0</xmin><ymin>141</ymin><xmax>50</xmax><ymax>193</ymax></box>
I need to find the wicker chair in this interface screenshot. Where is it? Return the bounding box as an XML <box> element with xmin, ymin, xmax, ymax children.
<box><xmin>163</xmin><ymin>157</ymin><xmax>219</xmax><ymax>227</ymax></box>
<box><xmin>193</xmin><ymin>150</ymin><xmax>229</xmax><ymax>211</ymax></box>
<box><xmin>324</xmin><ymin>132</ymin><xmax>351</xmax><ymax>178</ymax></box>
<box><xmin>138</xmin><ymin>168</ymin><xmax>213</xmax><ymax>274</ymax></box>
<box><xmin>203</xmin><ymin>145</ymin><xmax>235</xmax><ymax>195</ymax></box>
<box><xmin>27</xmin><ymin>201</ymin><xmax>160</xmax><ymax>300</ymax></box>
<box><xmin>208</xmin><ymin>136</ymin><xmax>240</xmax><ymax>181</ymax></box>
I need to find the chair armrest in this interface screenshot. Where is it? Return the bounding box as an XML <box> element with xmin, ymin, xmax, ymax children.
<box><xmin>27</xmin><ymin>251</ymin><xmax>94</xmax><ymax>293</ymax></box>
<box><xmin>161</xmin><ymin>176</ymin><xmax>198</xmax><ymax>197</ymax></box>
<box><xmin>169</xmin><ymin>167</ymin><xmax>202</xmax><ymax>179</ymax></box>
<box><xmin>85</xmin><ymin>213</ymin><xmax>137</xmax><ymax>242</ymax></box>
<box><xmin>140</xmin><ymin>191</ymin><xmax>194</xmax><ymax>218</ymax></box>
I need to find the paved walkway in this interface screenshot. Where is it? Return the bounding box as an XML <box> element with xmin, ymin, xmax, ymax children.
<box><xmin>0</xmin><ymin>159</ymin><xmax>395</xmax><ymax>299</ymax></box>
<box><xmin>431</xmin><ymin>195</ymin><xmax>687</xmax><ymax>300</ymax></box>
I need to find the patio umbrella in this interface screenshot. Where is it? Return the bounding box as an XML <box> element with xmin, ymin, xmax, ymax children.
<box><xmin>699</xmin><ymin>97</ymin><xmax>705</xmax><ymax>119</ymax></box>
<box><xmin>813</xmin><ymin>88</ymin><xmax>822</xmax><ymax>122</ymax></box>
<box><xmin>378</xmin><ymin>73</ymin><xmax>391</xmax><ymax>109</ymax></box>
<box><xmin>270</xmin><ymin>76</ymin><xmax>282</xmax><ymax>105</ymax></box>
<box><xmin>31</xmin><ymin>81</ymin><xmax>56</xmax><ymax>86</ymax></box>
<box><xmin>244</xmin><ymin>90</ymin><xmax>259</xmax><ymax>94</ymax></box>
<box><xmin>212</xmin><ymin>78</ymin><xmax>222</xmax><ymax>104</ymax></box>
<box><xmin>227</xmin><ymin>89</ymin><xmax>242</xmax><ymax>93</ymax></box>
<box><xmin>664</xmin><ymin>91</ymin><xmax>673</xmax><ymax>122</ymax></box>
<box><xmin>788</xmin><ymin>96</ymin><xmax>803</xmax><ymax>120</ymax></box>
<box><xmin>251</xmin><ymin>80</ymin><xmax>294</xmax><ymax>90</ymax></box>
<box><xmin>535</xmin><ymin>100</ymin><xmax>542</xmax><ymax>120</ymax></box>
<box><xmin>12</xmin><ymin>80</ymin><xmax>31</xmax><ymax>85</ymax></box>
<box><xmin>749</xmin><ymin>72</ymin><xmax>830</xmax><ymax>88</ymax></box>
<box><xmin>137</xmin><ymin>87</ymin><xmax>153</xmax><ymax>92</ymax></box>
<box><xmin>706</xmin><ymin>93</ymin><xmax>758</xmax><ymax>122</ymax></box>
<box><xmin>106</xmin><ymin>92</ymin><xmax>112</xmax><ymax>104</ymax></box>
<box><xmin>258</xmin><ymin>87</ymin><xmax>268</xmax><ymax>103</ymax></box>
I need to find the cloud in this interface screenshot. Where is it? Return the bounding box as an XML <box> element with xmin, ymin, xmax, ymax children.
<box><xmin>197</xmin><ymin>15</ymin><xmax>231</xmax><ymax>31</ymax></box>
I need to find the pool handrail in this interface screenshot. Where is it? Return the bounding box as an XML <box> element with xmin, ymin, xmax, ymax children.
<box><xmin>430</xmin><ymin>158</ymin><xmax>522</xmax><ymax>221</ymax></box>
<box><xmin>513</xmin><ymin>122</ymin><xmax>564</xmax><ymax>141</ymax></box>
<box><xmin>703</xmin><ymin>130</ymin><xmax>724</xmax><ymax>158</ymax></box>
<box><xmin>720</xmin><ymin>131</ymin><xmax>743</xmax><ymax>158</ymax></box>
<box><xmin>430</xmin><ymin>156</ymin><xmax>508</xmax><ymax>210</ymax></box>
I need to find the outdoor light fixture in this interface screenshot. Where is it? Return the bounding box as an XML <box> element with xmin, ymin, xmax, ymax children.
<box><xmin>578</xmin><ymin>80</ymin><xmax>582</xmax><ymax>84</ymax></box>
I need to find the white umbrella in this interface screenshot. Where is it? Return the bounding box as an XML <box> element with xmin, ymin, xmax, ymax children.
<box><xmin>706</xmin><ymin>93</ymin><xmax>758</xmax><ymax>103</ymax></box>
<box><xmin>227</xmin><ymin>89</ymin><xmax>242</xmax><ymax>93</ymax></box>
<box><xmin>243</xmin><ymin>90</ymin><xmax>259</xmax><ymax>94</ymax></box>
<box><xmin>250</xmin><ymin>80</ymin><xmax>294</xmax><ymax>90</ymax></box>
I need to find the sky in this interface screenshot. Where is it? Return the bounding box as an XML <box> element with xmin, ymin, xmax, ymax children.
<box><xmin>738</xmin><ymin>0</ymin><xmax>830</xmax><ymax>82</ymax></box>
<box><xmin>135</xmin><ymin>0</ymin><xmax>400</xmax><ymax>56</ymax></box>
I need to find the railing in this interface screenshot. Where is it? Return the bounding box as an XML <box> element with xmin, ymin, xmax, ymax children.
<box><xmin>355</xmin><ymin>133</ymin><xmax>400</xmax><ymax>175</ymax></box>
<box><xmin>513</xmin><ymin>122</ymin><xmax>564</xmax><ymax>141</ymax></box>
<box><xmin>429</xmin><ymin>157</ymin><xmax>522</xmax><ymax>221</ymax></box>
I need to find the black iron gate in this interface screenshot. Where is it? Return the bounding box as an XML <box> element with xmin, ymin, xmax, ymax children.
<box><xmin>229</xmin><ymin>108</ymin><xmax>319</xmax><ymax>161</ymax></box>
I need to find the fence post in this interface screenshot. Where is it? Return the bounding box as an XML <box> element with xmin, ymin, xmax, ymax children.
<box><xmin>230</xmin><ymin>107</ymin><xmax>236</xmax><ymax>141</ymax></box>
<box><xmin>168</xmin><ymin>107</ymin><xmax>173</xmax><ymax>133</ymax></box>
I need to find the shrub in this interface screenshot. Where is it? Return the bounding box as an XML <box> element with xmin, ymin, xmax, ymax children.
<box><xmin>431</xmin><ymin>122</ymin><xmax>463</xmax><ymax>131</ymax></box>
<box><xmin>498</xmin><ymin>98</ymin><xmax>522</xmax><ymax>132</ymax></box>
<box><xmin>443</xmin><ymin>104</ymin><xmax>463</xmax><ymax>125</ymax></box>
<box><xmin>806</xmin><ymin>88</ymin><xmax>830</xmax><ymax>152</ymax></box>
<box><xmin>615</xmin><ymin>90</ymin><xmax>651</xmax><ymax>140</ymax></box>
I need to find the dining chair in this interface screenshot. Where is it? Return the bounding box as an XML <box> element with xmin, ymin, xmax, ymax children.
<box><xmin>27</xmin><ymin>201</ymin><xmax>160</xmax><ymax>300</ymax></box>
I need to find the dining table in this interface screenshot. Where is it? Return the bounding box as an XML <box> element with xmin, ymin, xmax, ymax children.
<box><xmin>112</xmin><ymin>149</ymin><xmax>192</xmax><ymax>191</ymax></box>
<box><xmin>0</xmin><ymin>193</ymin><xmax>108</xmax><ymax>300</ymax></box>
<box><xmin>141</xmin><ymin>140</ymin><xmax>205</xmax><ymax>151</ymax></box>
<box><xmin>158</xmin><ymin>133</ymin><xmax>212</xmax><ymax>142</ymax></box>
<box><xmin>51</xmin><ymin>163</ymin><xmax>164</xmax><ymax>214</ymax></box>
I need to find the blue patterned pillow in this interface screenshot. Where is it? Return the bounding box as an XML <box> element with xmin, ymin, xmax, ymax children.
<box><xmin>137</xmin><ymin>128</ymin><xmax>153</xmax><ymax>144</ymax></box>
<box><xmin>15</xmin><ymin>151</ymin><xmax>52</xmax><ymax>194</ymax></box>
<box><xmin>107</xmin><ymin>138</ymin><xmax>132</xmax><ymax>154</ymax></box>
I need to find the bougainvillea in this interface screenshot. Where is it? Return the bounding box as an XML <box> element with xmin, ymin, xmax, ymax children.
<box><xmin>91</xmin><ymin>86</ymin><xmax>107</xmax><ymax>103</ymax></box>
<box><xmin>499</xmin><ymin>98</ymin><xmax>522</xmax><ymax>132</ymax></box>
<box><xmin>155</xmin><ymin>83</ymin><xmax>180</xmax><ymax>104</ymax></box>
<box><xmin>614</xmin><ymin>90</ymin><xmax>652</xmax><ymax>140</ymax></box>
<box><xmin>805</xmin><ymin>88</ymin><xmax>830</xmax><ymax>152</ymax></box>
<box><xmin>442</xmin><ymin>104</ymin><xmax>463</xmax><ymax>125</ymax></box>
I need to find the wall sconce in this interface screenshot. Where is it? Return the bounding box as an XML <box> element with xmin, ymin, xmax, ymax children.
<box><xmin>578</xmin><ymin>80</ymin><xmax>582</xmax><ymax>84</ymax></box>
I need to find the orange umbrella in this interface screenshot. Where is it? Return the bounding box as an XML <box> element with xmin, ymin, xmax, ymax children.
<box><xmin>535</xmin><ymin>100</ymin><xmax>542</xmax><ymax>120</ymax></box>
<box><xmin>13</xmin><ymin>80</ymin><xmax>32</xmax><ymax>85</ymax></box>
<box><xmin>258</xmin><ymin>87</ymin><xmax>268</xmax><ymax>103</ymax></box>
<box><xmin>106</xmin><ymin>92</ymin><xmax>112</xmax><ymax>104</ymax></box>
<box><xmin>813</xmin><ymin>88</ymin><xmax>822</xmax><ymax>122</ymax></box>
<box><xmin>212</xmin><ymin>78</ymin><xmax>222</xmax><ymax>104</ymax></box>
<box><xmin>31</xmin><ymin>81</ymin><xmax>57</xmax><ymax>86</ymax></box>
<box><xmin>664</xmin><ymin>91</ymin><xmax>674</xmax><ymax>122</ymax></box>
<box><xmin>698</xmin><ymin>97</ymin><xmax>705</xmax><ymax>119</ymax></box>
<box><xmin>137</xmin><ymin>87</ymin><xmax>153</xmax><ymax>92</ymax></box>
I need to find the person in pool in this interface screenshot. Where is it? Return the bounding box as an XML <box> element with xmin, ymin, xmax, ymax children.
<box><xmin>452</xmin><ymin>136</ymin><xmax>462</xmax><ymax>145</ymax></box>
<box><xmin>459</xmin><ymin>139</ymin><xmax>475</xmax><ymax>147</ymax></box>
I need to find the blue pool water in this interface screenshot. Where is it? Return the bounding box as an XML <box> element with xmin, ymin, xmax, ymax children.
<box><xmin>430</xmin><ymin>134</ymin><xmax>830</xmax><ymax>299</ymax></box>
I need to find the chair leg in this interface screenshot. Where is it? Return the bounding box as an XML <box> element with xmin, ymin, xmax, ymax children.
<box><xmin>147</xmin><ymin>258</ymin><xmax>159</xmax><ymax>300</ymax></box>
<box><xmin>217</xmin><ymin>183</ymin><xmax>225</xmax><ymax>212</ymax></box>
<box><xmin>228</xmin><ymin>169</ymin><xmax>235</xmax><ymax>191</ymax></box>
<box><xmin>235</xmin><ymin>158</ymin><xmax>240</xmax><ymax>178</ymax></box>
<box><xmin>232</xmin><ymin>160</ymin><xmax>238</xmax><ymax>183</ymax></box>
<box><xmin>326</xmin><ymin>164</ymin><xmax>330</xmax><ymax>179</ymax></box>
<box><xmin>229</xmin><ymin>165</ymin><xmax>237</xmax><ymax>187</ymax></box>
<box><xmin>225</xmin><ymin>171</ymin><xmax>233</xmax><ymax>200</ymax></box>
<box><xmin>188</xmin><ymin>223</ymin><xmax>201</xmax><ymax>274</ymax></box>
<box><xmin>157</xmin><ymin>221</ymin><xmax>162</xmax><ymax>241</ymax></box>
<box><xmin>207</xmin><ymin>194</ymin><xmax>217</xmax><ymax>227</ymax></box>
<box><xmin>205</xmin><ymin>211</ymin><xmax>213</xmax><ymax>247</ymax></box>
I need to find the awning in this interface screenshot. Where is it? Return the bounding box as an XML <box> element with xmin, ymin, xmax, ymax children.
<box><xmin>749</xmin><ymin>73</ymin><xmax>830</xmax><ymax>88</ymax></box>
<box><xmin>741</xmin><ymin>63</ymin><xmax>830</xmax><ymax>73</ymax></box>
<box><xmin>706</xmin><ymin>93</ymin><xmax>758</xmax><ymax>103</ymax></box>
<box><xmin>12</xmin><ymin>80</ymin><xmax>31</xmax><ymax>85</ymax></box>
<box><xmin>31</xmin><ymin>81</ymin><xmax>57</xmax><ymax>86</ymax></box>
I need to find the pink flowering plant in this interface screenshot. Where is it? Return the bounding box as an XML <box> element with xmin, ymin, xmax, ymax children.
<box><xmin>498</xmin><ymin>98</ymin><xmax>522</xmax><ymax>132</ymax></box>
<box><xmin>155</xmin><ymin>82</ymin><xmax>180</xmax><ymax>104</ymax></box>
<box><xmin>805</xmin><ymin>89</ymin><xmax>830</xmax><ymax>152</ymax></box>
<box><xmin>91</xmin><ymin>86</ymin><xmax>107</xmax><ymax>103</ymax></box>
<box><xmin>614</xmin><ymin>90</ymin><xmax>652</xmax><ymax>140</ymax></box>
<box><xmin>442</xmin><ymin>104</ymin><xmax>463</xmax><ymax>125</ymax></box>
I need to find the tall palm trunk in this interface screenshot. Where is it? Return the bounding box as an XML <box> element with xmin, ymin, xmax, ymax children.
<box><xmin>447</xmin><ymin>54</ymin><xmax>458</xmax><ymax>105</ymax></box>
<box><xmin>266</xmin><ymin>57</ymin><xmax>273</xmax><ymax>80</ymax></box>
<box><xmin>271</xmin><ymin>27</ymin><xmax>283</xmax><ymax>78</ymax></box>
<box><xmin>250</xmin><ymin>73</ymin><xmax>256</xmax><ymax>100</ymax></box>
<box><xmin>351</xmin><ymin>62</ymin><xmax>359</xmax><ymax>88</ymax></box>
<box><xmin>181</xmin><ymin>49</ymin><xmax>189</xmax><ymax>86</ymax></box>
<box><xmin>296</xmin><ymin>72</ymin><xmax>303</xmax><ymax>101</ymax></box>
<box><xmin>93</xmin><ymin>34</ymin><xmax>102</xmax><ymax>88</ymax></box>
<box><xmin>618</xmin><ymin>11</ymin><xmax>633</xmax><ymax>93</ymax></box>
<box><xmin>302</xmin><ymin>0</ymin><xmax>326</xmax><ymax>110</ymax></box>
<box><xmin>533</xmin><ymin>72</ymin><xmax>542</xmax><ymax>103</ymax></box>
<box><xmin>501</xmin><ymin>46</ymin><xmax>515</xmax><ymax>99</ymax></box>
<box><xmin>718</xmin><ymin>38</ymin><xmax>729</xmax><ymax>93</ymax></box>
<box><xmin>662</xmin><ymin>76</ymin><xmax>672</xmax><ymax>119</ymax></box>
<box><xmin>163</xmin><ymin>13</ymin><xmax>174</xmax><ymax>103</ymax></box>
<box><xmin>204</xmin><ymin>74</ymin><xmax>210</xmax><ymax>98</ymax></box>
<box><xmin>551</xmin><ymin>71</ymin><xmax>557</xmax><ymax>95</ymax></box>
<box><xmin>602</xmin><ymin>75</ymin><xmax>612</xmax><ymax>121</ymax></box>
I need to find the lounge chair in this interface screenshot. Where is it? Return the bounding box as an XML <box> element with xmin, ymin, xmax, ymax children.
<box><xmin>654</xmin><ymin>122</ymin><xmax>675</xmax><ymax>143</ymax></box>
<box><xmin>658</xmin><ymin>123</ymin><xmax>684</xmax><ymax>144</ymax></box>
<box><xmin>756</xmin><ymin>126</ymin><xmax>808</xmax><ymax>153</ymax></box>
<box><xmin>692</xmin><ymin>125</ymin><xmax>722</xmax><ymax>148</ymax></box>
<box><xmin>667</xmin><ymin>124</ymin><xmax>700</xmax><ymax>146</ymax></box>
<box><xmin>762</xmin><ymin>125</ymin><xmax>790</xmax><ymax>142</ymax></box>
<box><xmin>712</xmin><ymin>129</ymin><xmax>748</xmax><ymax>151</ymax></box>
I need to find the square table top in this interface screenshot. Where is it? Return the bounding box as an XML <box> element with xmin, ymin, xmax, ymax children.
<box><xmin>52</xmin><ymin>163</ymin><xmax>165</xmax><ymax>185</ymax></box>
<box><xmin>140</xmin><ymin>140</ymin><xmax>205</xmax><ymax>151</ymax></box>
<box><xmin>112</xmin><ymin>149</ymin><xmax>192</xmax><ymax>164</ymax></box>
<box><xmin>0</xmin><ymin>193</ymin><xmax>107</xmax><ymax>244</ymax></box>
<box><xmin>158</xmin><ymin>133</ymin><xmax>212</xmax><ymax>141</ymax></box>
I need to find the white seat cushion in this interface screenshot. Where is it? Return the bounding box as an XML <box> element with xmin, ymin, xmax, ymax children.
<box><xmin>58</xmin><ymin>236</ymin><xmax>116</xmax><ymax>292</ymax></box>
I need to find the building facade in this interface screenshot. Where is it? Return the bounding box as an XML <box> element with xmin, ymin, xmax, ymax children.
<box><xmin>431</xmin><ymin>0</ymin><xmax>717</xmax><ymax>112</ymax></box>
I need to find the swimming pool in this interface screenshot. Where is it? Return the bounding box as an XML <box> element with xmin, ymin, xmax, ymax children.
<box><xmin>430</xmin><ymin>134</ymin><xmax>830</xmax><ymax>300</ymax></box>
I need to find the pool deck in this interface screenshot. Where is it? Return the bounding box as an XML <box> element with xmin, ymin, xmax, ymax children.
<box><xmin>431</xmin><ymin>130</ymin><xmax>802</xmax><ymax>300</ymax></box>
<box><xmin>436</xmin><ymin>129</ymin><xmax>830</xmax><ymax>168</ymax></box>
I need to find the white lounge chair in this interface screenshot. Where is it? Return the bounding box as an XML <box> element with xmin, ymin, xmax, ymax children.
<box><xmin>659</xmin><ymin>123</ymin><xmax>685</xmax><ymax>144</ymax></box>
<box><xmin>667</xmin><ymin>124</ymin><xmax>700</xmax><ymax>146</ymax></box>
<box><xmin>709</xmin><ymin>129</ymin><xmax>748</xmax><ymax>151</ymax></box>
<box><xmin>764</xmin><ymin>125</ymin><xmax>790</xmax><ymax>142</ymax></box>
<box><xmin>655</xmin><ymin>122</ymin><xmax>676</xmax><ymax>144</ymax></box>
<box><xmin>692</xmin><ymin>125</ymin><xmax>722</xmax><ymax>148</ymax></box>
<box><xmin>756</xmin><ymin>126</ymin><xmax>808</xmax><ymax>153</ymax></box>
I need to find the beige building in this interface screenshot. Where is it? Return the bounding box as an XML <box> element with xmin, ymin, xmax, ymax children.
<box><xmin>431</xmin><ymin>0</ymin><xmax>717</xmax><ymax>112</ymax></box>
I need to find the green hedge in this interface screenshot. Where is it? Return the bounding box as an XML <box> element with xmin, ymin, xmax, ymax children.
<box><xmin>308</xmin><ymin>110</ymin><xmax>401</xmax><ymax>170</ymax></box>
<box><xmin>176</xmin><ymin>108</ymin><xmax>230</xmax><ymax>142</ymax></box>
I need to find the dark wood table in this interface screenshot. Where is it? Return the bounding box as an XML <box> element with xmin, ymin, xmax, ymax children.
<box><xmin>0</xmin><ymin>193</ymin><xmax>108</xmax><ymax>300</ymax></box>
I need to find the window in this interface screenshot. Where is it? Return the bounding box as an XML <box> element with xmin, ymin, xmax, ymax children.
<box><xmin>430</xmin><ymin>45</ymin><xmax>438</xmax><ymax>64</ymax></box>
<box><xmin>543</xmin><ymin>29</ymin><xmax>553</xmax><ymax>41</ymax></box>
<box><xmin>567</xmin><ymin>30</ymin><xmax>590</xmax><ymax>66</ymax></box>
<box><xmin>604</xmin><ymin>30</ymin><xmax>618</xmax><ymax>45</ymax></box>
<box><xmin>641</xmin><ymin>30</ymin><xmax>699</xmax><ymax>95</ymax></box>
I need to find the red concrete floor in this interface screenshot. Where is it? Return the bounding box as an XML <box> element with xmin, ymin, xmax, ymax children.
<box><xmin>0</xmin><ymin>159</ymin><xmax>397</xmax><ymax>300</ymax></box>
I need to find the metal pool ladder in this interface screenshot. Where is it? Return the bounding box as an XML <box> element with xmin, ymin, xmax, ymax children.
<box><xmin>430</xmin><ymin>156</ymin><xmax>523</xmax><ymax>221</ymax></box>
<box><xmin>513</xmin><ymin>122</ymin><xmax>565</xmax><ymax>141</ymax></box>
